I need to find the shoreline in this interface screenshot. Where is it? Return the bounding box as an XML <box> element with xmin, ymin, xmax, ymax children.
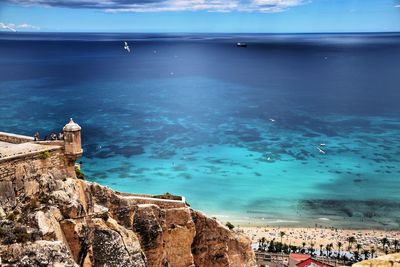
<box><xmin>230</xmin><ymin>221</ymin><xmax>400</xmax><ymax>231</ymax></box>
<box><xmin>214</xmin><ymin>215</ymin><xmax>400</xmax><ymax>231</ymax></box>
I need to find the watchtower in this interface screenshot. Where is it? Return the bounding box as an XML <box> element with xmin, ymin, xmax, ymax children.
<box><xmin>63</xmin><ymin>118</ymin><xmax>83</xmax><ymax>160</ymax></box>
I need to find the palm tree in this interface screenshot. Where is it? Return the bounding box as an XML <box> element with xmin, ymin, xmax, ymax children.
<box><xmin>393</xmin><ymin>239</ymin><xmax>399</xmax><ymax>252</ymax></box>
<box><xmin>371</xmin><ymin>247</ymin><xmax>376</xmax><ymax>258</ymax></box>
<box><xmin>280</xmin><ymin>231</ymin><xmax>285</xmax><ymax>244</ymax></box>
<box><xmin>354</xmin><ymin>251</ymin><xmax>360</xmax><ymax>261</ymax></box>
<box><xmin>259</xmin><ymin>237</ymin><xmax>267</xmax><ymax>251</ymax></box>
<box><xmin>325</xmin><ymin>244</ymin><xmax>331</xmax><ymax>257</ymax></box>
<box><xmin>356</xmin><ymin>244</ymin><xmax>362</xmax><ymax>253</ymax></box>
<box><xmin>337</xmin><ymin>241</ymin><xmax>343</xmax><ymax>254</ymax></box>
<box><xmin>310</xmin><ymin>242</ymin><xmax>315</xmax><ymax>255</ymax></box>
<box><xmin>381</xmin><ymin>237</ymin><xmax>389</xmax><ymax>252</ymax></box>
<box><xmin>269</xmin><ymin>238</ymin><xmax>275</xmax><ymax>252</ymax></box>
<box><xmin>363</xmin><ymin>249</ymin><xmax>370</xmax><ymax>260</ymax></box>
<box><xmin>347</xmin><ymin>236</ymin><xmax>356</xmax><ymax>250</ymax></box>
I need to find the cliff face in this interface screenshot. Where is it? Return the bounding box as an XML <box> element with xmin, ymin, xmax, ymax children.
<box><xmin>352</xmin><ymin>253</ymin><xmax>400</xmax><ymax>267</ymax></box>
<box><xmin>0</xmin><ymin>146</ymin><xmax>256</xmax><ymax>266</ymax></box>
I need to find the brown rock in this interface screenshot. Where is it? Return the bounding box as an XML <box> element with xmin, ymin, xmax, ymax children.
<box><xmin>91</xmin><ymin>218</ymin><xmax>147</xmax><ymax>267</ymax></box>
<box><xmin>36</xmin><ymin>210</ymin><xmax>65</xmax><ymax>241</ymax></box>
<box><xmin>191</xmin><ymin>210</ymin><xmax>256</xmax><ymax>267</ymax></box>
<box><xmin>0</xmin><ymin>240</ymin><xmax>78</xmax><ymax>266</ymax></box>
<box><xmin>60</xmin><ymin>218</ymin><xmax>89</xmax><ymax>265</ymax></box>
<box><xmin>0</xmin><ymin>181</ymin><xmax>15</xmax><ymax>207</ymax></box>
<box><xmin>163</xmin><ymin>208</ymin><xmax>196</xmax><ymax>267</ymax></box>
<box><xmin>133</xmin><ymin>204</ymin><xmax>166</xmax><ymax>266</ymax></box>
<box><xmin>24</xmin><ymin>180</ymin><xmax>40</xmax><ymax>196</ymax></box>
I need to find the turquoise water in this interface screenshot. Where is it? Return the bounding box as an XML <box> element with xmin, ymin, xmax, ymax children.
<box><xmin>1</xmin><ymin>33</ymin><xmax>400</xmax><ymax>228</ymax></box>
<box><xmin>82</xmin><ymin>78</ymin><xmax>400</xmax><ymax>229</ymax></box>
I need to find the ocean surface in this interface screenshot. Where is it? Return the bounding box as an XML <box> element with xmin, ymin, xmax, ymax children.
<box><xmin>1</xmin><ymin>32</ymin><xmax>400</xmax><ymax>229</ymax></box>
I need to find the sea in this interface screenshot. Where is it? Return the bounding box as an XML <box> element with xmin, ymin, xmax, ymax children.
<box><xmin>1</xmin><ymin>32</ymin><xmax>399</xmax><ymax>229</ymax></box>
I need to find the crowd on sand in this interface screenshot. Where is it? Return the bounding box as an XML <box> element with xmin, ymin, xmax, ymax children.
<box><xmin>237</xmin><ymin>227</ymin><xmax>400</xmax><ymax>252</ymax></box>
<box><xmin>229</xmin><ymin>226</ymin><xmax>400</xmax><ymax>265</ymax></box>
<box><xmin>239</xmin><ymin>226</ymin><xmax>400</xmax><ymax>255</ymax></box>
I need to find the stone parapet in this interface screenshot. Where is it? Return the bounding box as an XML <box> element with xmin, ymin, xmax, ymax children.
<box><xmin>0</xmin><ymin>145</ymin><xmax>62</xmax><ymax>163</ymax></box>
<box><xmin>0</xmin><ymin>132</ymin><xmax>34</xmax><ymax>144</ymax></box>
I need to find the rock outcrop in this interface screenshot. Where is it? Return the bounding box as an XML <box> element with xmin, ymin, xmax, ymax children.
<box><xmin>0</xmin><ymin>145</ymin><xmax>256</xmax><ymax>266</ymax></box>
<box><xmin>0</xmin><ymin>240</ymin><xmax>78</xmax><ymax>266</ymax></box>
<box><xmin>191</xmin><ymin>210</ymin><xmax>255</xmax><ymax>267</ymax></box>
<box><xmin>352</xmin><ymin>253</ymin><xmax>400</xmax><ymax>267</ymax></box>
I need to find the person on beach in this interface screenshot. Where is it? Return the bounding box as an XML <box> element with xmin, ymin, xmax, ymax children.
<box><xmin>34</xmin><ymin>132</ymin><xmax>40</xmax><ymax>141</ymax></box>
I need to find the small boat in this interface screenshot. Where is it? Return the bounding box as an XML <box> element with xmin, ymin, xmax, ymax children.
<box><xmin>236</xmin><ymin>42</ymin><xmax>247</xmax><ymax>48</ymax></box>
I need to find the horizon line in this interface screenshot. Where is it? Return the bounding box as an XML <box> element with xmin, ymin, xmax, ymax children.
<box><xmin>1</xmin><ymin>31</ymin><xmax>400</xmax><ymax>35</ymax></box>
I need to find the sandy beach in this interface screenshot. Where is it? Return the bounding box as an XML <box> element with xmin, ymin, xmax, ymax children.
<box><xmin>239</xmin><ymin>226</ymin><xmax>400</xmax><ymax>254</ymax></box>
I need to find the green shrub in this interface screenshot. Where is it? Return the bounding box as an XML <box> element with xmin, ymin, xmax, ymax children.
<box><xmin>75</xmin><ymin>167</ymin><xmax>85</xmax><ymax>180</ymax></box>
<box><xmin>97</xmin><ymin>211</ymin><xmax>109</xmax><ymax>221</ymax></box>
<box><xmin>154</xmin><ymin>192</ymin><xmax>181</xmax><ymax>201</ymax></box>
<box><xmin>0</xmin><ymin>224</ymin><xmax>30</xmax><ymax>244</ymax></box>
<box><xmin>1</xmin><ymin>230</ymin><xmax>16</xmax><ymax>245</ymax></box>
<box><xmin>0</xmin><ymin>226</ymin><xmax>5</xmax><ymax>236</ymax></box>
<box><xmin>225</xmin><ymin>221</ymin><xmax>234</xmax><ymax>230</ymax></box>
<box><xmin>39</xmin><ymin>193</ymin><xmax>50</xmax><ymax>204</ymax></box>
<box><xmin>13</xmin><ymin>226</ymin><xmax>29</xmax><ymax>243</ymax></box>
<box><xmin>39</xmin><ymin>151</ymin><xmax>50</xmax><ymax>160</ymax></box>
<box><xmin>6</xmin><ymin>212</ymin><xmax>16</xmax><ymax>221</ymax></box>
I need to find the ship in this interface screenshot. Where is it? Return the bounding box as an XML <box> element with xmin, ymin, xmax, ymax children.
<box><xmin>236</xmin><ymin>42</ymin><xmax>247</xmax><ymax>48</ymax></box>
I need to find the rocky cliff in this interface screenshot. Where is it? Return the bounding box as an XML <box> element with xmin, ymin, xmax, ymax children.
<box><xmin>0</xmin><ymin>144</ymin><xmax>256</xmax><ymax>266</ymax></box>
<box><xmin>352</xmin><ymin>253</ymin><xmax>400</xmax><ymax>267</ymax></box>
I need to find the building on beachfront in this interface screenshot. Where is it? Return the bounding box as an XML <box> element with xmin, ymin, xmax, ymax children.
<box><xmin>289</xmin><ymin>254</ymin><xmax>311</xmax><ymax>267</ymax></box>
<box><xmin>295</xmin><ymin>258</ymin><xmax>333</xmax><ymax>267</ymax></box>
<box><xmin>289</xmin><ymin>254</ymin><xmax>333</xmax><ymax>267</ymax></box>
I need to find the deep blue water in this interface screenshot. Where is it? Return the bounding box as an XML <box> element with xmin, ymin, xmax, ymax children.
<box><xmin>1</xmin><ymin>32</ymin><xmax>400</xmax><ymax>229</ymax></box>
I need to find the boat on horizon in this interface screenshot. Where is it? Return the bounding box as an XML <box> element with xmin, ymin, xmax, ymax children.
<box><xmin>236</xmin><ymin>42</ymin><xmax>247</xmax><ymax>47</ymax></box>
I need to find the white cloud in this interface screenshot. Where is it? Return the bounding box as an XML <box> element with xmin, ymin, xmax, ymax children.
<box><xmin>5</xmin><ymin>0</ymin><xmax>307</xmax><ymax>13</ymax></box>
<box><xmin>18</xmin><ymin>23</ymin><xmax>41</xmax><ymax>30</ymax></box>
<box><xmin>105</xmin><ymin>0</ymin><xmax>239</xmax><ymax>13</ymax></box>
<box><xmin>0</xmin><ymin>22</ymin><xmax>17</xmax><ymax>32</ymax></box>
<box><xmin>0</xmin><ymin>22</ymin><xmax>40</xmax><ymax>32</ymax></box>
<box><xmin>248</xmin><ymin>0</ymin><xmax>306</xmax><ymax>12</ymax></box>
<box><xmin>395</xmin><ymin>4</ymin><xmax>400</xmax><ymax>8</ymax></box>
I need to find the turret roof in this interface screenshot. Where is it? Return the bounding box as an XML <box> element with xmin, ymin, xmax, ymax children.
<box><xmin>63</xmin><ymin>118</ymin><xmax>81</xmax><ymax>132</ymax></box>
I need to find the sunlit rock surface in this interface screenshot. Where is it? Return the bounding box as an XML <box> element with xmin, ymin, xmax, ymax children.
<box><xmin>353</xmin><ymin>253</ymin><xmax>400</xmax><ymax>267</ymax></box>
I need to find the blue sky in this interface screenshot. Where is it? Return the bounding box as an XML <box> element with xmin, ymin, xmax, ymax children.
<box><xmin>0</xmin><ymin>0</ymin><xmax>399</xmax><ymax>33</ymax></box>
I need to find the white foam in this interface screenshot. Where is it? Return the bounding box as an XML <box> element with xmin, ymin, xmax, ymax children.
<box><xmin>268</xmin><ymin>219</ymin><xmax>299</xmax><ymax>224</ymax></box>
<box><xmin>211</xmin><ymin>214</ymin><xmax>230</xmax><ymax>218</ymax></box>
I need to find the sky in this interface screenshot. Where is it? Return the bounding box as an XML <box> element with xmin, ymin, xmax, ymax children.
<box><xmin>0</xmin><ymin>0</ymin><xmax>399</xmax><ymax>33</ymax></box>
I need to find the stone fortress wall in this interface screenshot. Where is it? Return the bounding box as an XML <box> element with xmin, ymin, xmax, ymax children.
<box><xmin>0</xmin><ymin>149</ymin><xmax>69</xmax><ymax>199</ymax></box>
<box><xmin>0</xmin><ymin>132</ymin><xmax>34</xmax><ymax>144</ymax></box>
<box><xmin>0</xmin><ymin>131</ymin><xmax>72</xmax><ymax>208</ymax></box>
<box><xmin>0</xmin><ymin>124</ymin><xmax>186</xmax><ymax>209</ymax></box>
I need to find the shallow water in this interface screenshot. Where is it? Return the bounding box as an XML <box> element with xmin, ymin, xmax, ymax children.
<box><xmin>1</xmin><ymin>33</ymin><xmax>400</xmax><ymax>228</ymax></box>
